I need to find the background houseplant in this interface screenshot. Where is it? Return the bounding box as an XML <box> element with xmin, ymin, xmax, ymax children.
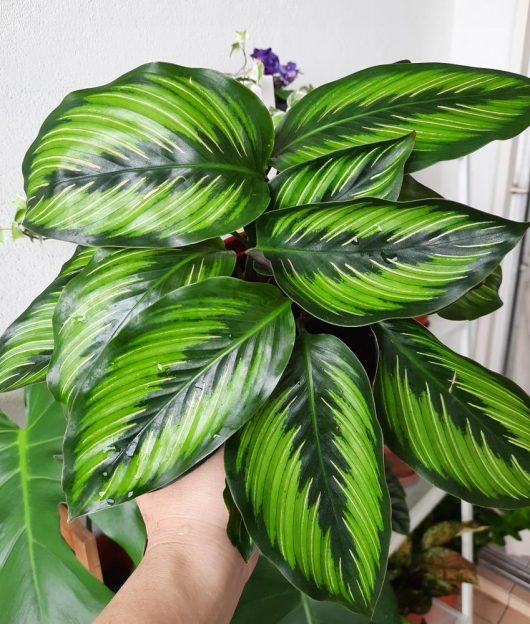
<box><xmin>0</xmin><ymin>57</ymin><xmax>529</xmax><ymax>622</ymax></box>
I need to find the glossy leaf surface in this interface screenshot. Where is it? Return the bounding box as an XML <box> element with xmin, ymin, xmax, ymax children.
<box><xmin>224</xmin><ymin>484</ymin><xmax>255</xmax><ymax>562</ymax></box>
<box><xmin>0</xmin><ymin>384</ymin><xmax>111</xmax><ymax>623</ymax></box>
<box><xmin>60</xmin><ymin>277</ymin><xmax>294</xmax><ymax>517</ymax></box>
<box><xmin>23</xmin><ymin>63</ymin><xmax>273</xmax><ymax>247</ymax></box>
<box><xmin>273</xmin><ymin>63</ymin><xmax>530</xmax><ymax>171</ymax></box>
<box><xmin>269</xmin><ymin>135</ymin><xmax>414</xmax><ymax>210</ymax></box>
<box><xmin>232</xmin><ymin>558</ymin><xmax>400</xmax><ymax>624</ymax></box>
<box><xmin>226</xmin><ymin>333</ymin><xmax>389</xmax><ymax>614</ymax></box>
<box><xmin>0</xmin><ymin>247</ymin><xmax>94</xmax><ymax>392</ymax></box>
<box><xmin>375</xmin><ymin>320</ymin><xmax>530</xmax><ymax>508</ymax></box>
<box><xmin>255</xmin><ymin>198</ymin><xmax>527</xmax><ymax>326</ymax></box>
<box><xmin>438</xmin><ymin>265</ymin><xmax>503</xmax><ymax>320</ymax></box>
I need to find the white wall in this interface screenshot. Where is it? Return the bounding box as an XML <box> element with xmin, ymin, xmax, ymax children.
<box><xmin>0</xmin><ymin>0</ymin><xmax>526</xmax><ymax>416</ymax></box>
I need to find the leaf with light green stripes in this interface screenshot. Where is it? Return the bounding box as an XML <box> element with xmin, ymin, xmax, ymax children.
<box><xmin>273</xmin><ymin>63</ymin><xmax>530</xmax><ymax>171</ymax></box>
<box><xmin>374</xmin><ymin>319</ymin><xmax>530</xmax><ymax>508</ymax></box>
<box><xmin>48</xmin><ymin>239</ymin><xmax>235</xmax><ymax>404</ymax></box>
<box><xmin>438</xmin><ymin>265</ymin><xmax>503</xmax><ymax>321</ymax></box>
<box><xmin>0</xmin><ymin>383</ymin><xmax>111</xmax><ymax>623</ymax></box>
<box><xmin>0</xmin><ymin>246</ymin><xmax>95</xmax><ymax>393</ymax></box>
<box><xmin>22</xmin><ymin>63</ymin><xmax>273</xmax><ymax>247</ymax></box>
<box><xmin>58</xmin><ymin>277</ymin><xmax>294</xmax><ymax>518</ymax></box>
<box><xmin>269</xmin><ymin>134</ymin><xmax>414</xmax><ymax>211</ymax></box>
<box><xmin>254</xmin><ymin>198</ymin><xmax>527</xmax><ymax>326</ymax></box>
<box><xmin>225</xmin><ymin>333</ymin><xmax>390</xmax><ymax>615</ymax></box>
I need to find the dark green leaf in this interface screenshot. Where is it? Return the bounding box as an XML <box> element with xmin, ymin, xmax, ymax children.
<box><xmin>0</xmin><ymin>384</ymin><xmax>111</xmax><ymax>622</ymax></box>
<box><xmin>374</xmin><ymin>319</ymin><xmax>530</xmax><ymax>508</ymax></box>
<box><xmin>398</xmin><ymin>175</ymin><xmax>442</xmax><ymax>202</ymax></box>
<box><xmin>269</xmin><ymin>135</ymin><xmax>414</xmax><ymax>210</ymax></box>
<box><xmin>89</xmin><ymin>501</ymin><xmax>146</xmax><ymax>567</ymax></box>
<box><xmin>226</xmin><ymin>333</ymin><xmax>390</xmax><ymax>615</ymax></box>
<box><xmin>254</xmin><ymin>198</ymin><xmax>527</xmax><ymax>326</ymax></box>
<box><xmin>385</xmin><ymin>461</ymin><xmax>410</xmax><ymax>535</ymax></box>
<box><xmin>438</xmin><ymin>265</ymin><xmax>503</xmax><ymax>320</ymax></box>
<box><xmin>232</xmin><ymin>558</ymin><xmax>401</xmax><ymax>624</ymax></box>
<box><xmin>273</xmin><ymin>63</ymin><xmax>530</xmax><ymax>171</ymax></box>
<box><xmin>23</xmin><ymin>63</ymin><xmax>273</xmax><ymax>247</ymax></box>
<box><xmin>0</xmin><ymin>247</ymin><xmax>95</xmax><ymax>392</ymax></box>
<box><xmin>223</xmin><ymin>483</ymin><xmax>256</xmax><ymax>562</ymax></box>
<box><xmin>58</xmin><ymin>277</ymin><xmax>294</xmax><ymax>518</ymax></box>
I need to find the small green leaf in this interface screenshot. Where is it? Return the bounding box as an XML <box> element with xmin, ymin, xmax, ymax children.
<box><xmin>59</xmin><ymin>277</ymin><xmax>295</xmax><ymax>518</ymax></box>
<box><xmin>421</xmin><ymin>521</ymin><xmax>483</xmax><ymax>550</ymax></box>
<box><xmin>89</xmin><ymin>501</ymin><xmax>146</xmax><ymax>567</ymax></box>
<box><xmin>438</xmin><ymin>265</ymin><xmax>503</xmax><ymax>320</ymax></box>
<box><xmin>398</xmin><ymin>175</ymin><xmax>442</xmax><ymax>202</ymax></box>
<box><xmin>23</xmin><ymin>63</ymin><xmax>273</xmax><ymax>247</ymax></box>
<box><xmin>374</xmin><ymin>319</ymin><xmax>530</xmax><ymax>508</ymax></box>
<box><xmin>0</xmin><ymin>247</ymin><xmax>95</xmax><ymax>392</ymax></box>
<box><xmin>0</xmin><ymin>384</ymin><xmax>111</xmax><ymax>623</ymax></box>
<box><xmin>255</xmin><ymin>198</ymin><xmax>527</xmax><ymax>326</ymax></box>
<box><xmin>273</xmin><ymin>63</ymin><xmax>530</xmax><ymax>171</ymax></box>
<box><xmin>421</xmin><ymin>547</ymin><xmax>477</xmax><ymax>585</ymax></box>
<box><xmin>226</xmin><ymin>333</ymin><xmax>390</xmax><ymax>615</ymax></box>
<box><xmin>269</xmin><ymin>135</ymin><xmax>415</xmax><ymax>210</ymax></box>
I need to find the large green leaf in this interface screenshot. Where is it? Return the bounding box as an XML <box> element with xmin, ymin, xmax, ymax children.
<box><xmin>49</xmin><ymin>240</ymin><xmax>235</xmax><ymax>404</ymax></box>
<box><xmin>273</xmin><ymin>63</ymin><xmax>530</xmax><ymax>171</ymax></box>
<box><xmin>226</xmin><ymin>333</ymin><xmax>390</xmax><ymax>615</ymax></box>
<box><xmin>22</xmin><ymin>63</ymin><xmax>273</xmax><ymax>247</ymax></box>
<box><xmin>254</xmin><ymin>198</ymin><xmax>527</xmax><ymax>326</ymax></box>
<box><xmin>0</xmin><ymin>384</ymin><xmax>111</xmax><ymax>623</ymax></box>
<box><xmin>232</xmin><ymin>558</ymin><xmax>401</xmax><ymax>624</ymax></box>
<box><xmin>89</xmin><ymin>501</ymin><xmax>146</xmax><ymax>567</ymax></box>
<box><xmin>269</xmin><ymin>135</ymin><xmax>414</xmax><ymax>210</ymax></box>
<box><xmin>59</xmin><ymin>277</ymin><xmax>294</xmax><ymax>518</ymax></box>
<box><xmin>374</xmin><ymin>320</ymin><xmax>530</xmax><ymax>508</ymax></box>
<box><xmin>0</xmin><ymin>247</ymin><xmax>94</xmax><ymax>392</ymax></box>
<box><xmin>438</xmin><ymin>265</ymin><xmax>503</xmax><ymax>320</ymax></box>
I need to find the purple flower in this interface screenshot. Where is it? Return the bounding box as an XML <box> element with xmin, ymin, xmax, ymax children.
<box><xmin>277</xmin><ymin>61</ymin><xmax>299</xmax><ymax>86</ymax></box>
<box><xmin>251</xmin><ymin>48</ymin><xmax>280</xmax><ymax>75</ymax></box>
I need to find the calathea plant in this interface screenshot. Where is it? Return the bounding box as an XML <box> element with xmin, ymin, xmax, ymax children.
<box><xmin>1</xmin><ymin>60</ymin><xmax>530</xmax><ymax>619</ymax></box>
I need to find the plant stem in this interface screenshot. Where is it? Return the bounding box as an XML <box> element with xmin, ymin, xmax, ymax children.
<box><xmin>230</xmin><ymin>231</ymin><xmax>249</xmax><ymax>248</ymax></box>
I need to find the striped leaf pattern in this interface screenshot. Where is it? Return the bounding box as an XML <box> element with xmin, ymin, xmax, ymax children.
<box><xmin>0</xmin><ymin>384</ymin><xmax>111</xmax><ymax>623</ymax></box>
<box><xmin>22</xmin><ymin>63</ymin><xmax>273</xmax><ymax>247</ymax></box>
<box><xmin>255</xmin><ymin>198</ymin><xmax>527</xmax><ymax>326</ymax></box>
<box><xmin>438</xmin><ymin>265</ymin><xmax>503</xmax><ymax>320</ymax></box>
<box><xmin>273</xmin><ymin>63</ymin><xmax>530</xmax><ymax>171</ymax></box>
<box><xmin>374</xmin><ymin>320</ymin><xmax>530</xmax><ymax>507</ymax></box>
<box><xmin>269</xmin><ymin>135</ymin><xmax>414</xmax><ymax>210</ymax></box>
<box><xmin>0</xmin><ymin>247</ymin><xmax>94</xmax><ymax>392</ymax></box>
<box><xmin>60</xmin><ymin>278</ymin><xmax>294</xmax><ymax>517</ymax></box>
<box><xmin>225</xmin><ymin>333</ymin><xmax>389</xmax><ymax>615</ymax></box>
<box><xmin>48</xmin><ymin>240</ymin><xmax>235</xmax><ymax>404</ymax></box>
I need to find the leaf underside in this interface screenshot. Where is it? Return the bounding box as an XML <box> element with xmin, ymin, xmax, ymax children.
<box><xmin>374</xmin><ymin>319</ymin><xmax>530</xmax><ymax>508</ymax></box>
<box><xmin>226</xmin><ymin>333</ymin><xmax>390</xmax><ymax>615</ymax></box>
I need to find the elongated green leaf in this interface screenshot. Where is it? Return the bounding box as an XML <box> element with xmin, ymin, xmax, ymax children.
<box><xmin>89</xmin><ymin>501</ymin><xmax>146</xmax><ymax>567</ymax></box>
<box><xmin>22</xmin><ymin>63</ymin><xmax>273</xmax><ymax>247</ymax></box>
<box><xmin>0</xmin><ymin>247</ymin><xmax>95</xmax><ymax>392</ymax></box>
<box><xmin>398</xmin><ymin>175</ymin><xmax>442</xmax><ymax>202</ymax></box>
<box><xmin>224</xmin><ymin>484</ymin><xmax>255</xmax><ymax>562</ymax></box>
<box><xmin>269</xmin><ymin>135</ymin><xmax>414</xmax><ymax>211</ymax></box>
<box><xmin>226</xmin><ymin>333</ymin><xmax>389</xmax><ymax>615</ymax></box>
<box><xmin>0</xmin><ymin>384</ymin><xmax>111</xmax><ymax>623</ymax></box>
<box><xmin>49</xmin><ymin>240</ymin><xmax>235</xmax><ymax>404</ymax></box>
<box><xmin>232</xmin><ymin>558</ymin><xmax>400</xmax><ymax>624</ymax></box>
<box><xmin>385</xmin><ymin>461</ymin><xmax>410</xmax><ymax>535</ymax></box>
<box><xmin>438</xmin><ymin>265</ymin><xmax>503</xmax><ymax>320</ymax></box>
<box><xmin>374</xmin><ymin>319</ymin><xmax>530</xmax><ymax>508</ymax></box>
<box><xmin>60</xmin><ymin>277</ymin><xmax>294</xmax><ymax>518</ymax></box>
<box><xmin>273</xmin><ymin>63</ymin><xmax>530</xmax><ymax>171</ymax></box>
<box><xmin>254</xmin><ymin>198</ymin><xmax>527</xmax><ymax>326</ymax></box>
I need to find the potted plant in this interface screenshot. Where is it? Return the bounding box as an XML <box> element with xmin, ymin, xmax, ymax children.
<box><xmin>0</xmin><ymin>55</ymin><xmax>529</xmax><ymax>622</ymax></box>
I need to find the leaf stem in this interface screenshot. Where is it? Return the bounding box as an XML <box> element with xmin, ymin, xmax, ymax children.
<box><xmin>230</xmin><ymin>231</ymin><xmax>249</xmax><ymax>248</ymax></box>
